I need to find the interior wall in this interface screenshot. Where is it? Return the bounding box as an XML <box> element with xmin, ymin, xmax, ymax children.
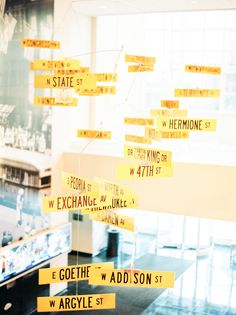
<box><xmin>61</xmin><ymin>152</ymin><xmax>108</xmax><ymax>255</ymax></box>
<box><xmin>63</xmin><ymin>152</ymin><xmax>236</xmax><ymax>223</ymax></box>
<box><xmin>50</xmin><ymin>0</ymin><xmax>95</xmax><ymax>294</ymax></box>
<box><xmin>51</xmin><ymin>1</ymin><xmax>104</xmax><ymax>257</ymax></box>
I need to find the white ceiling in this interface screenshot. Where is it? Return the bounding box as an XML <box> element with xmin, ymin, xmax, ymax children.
<box><xmin>72</xmin><ymin>0</ymin><xmax>236</xmax><ymax>16</ymax></box>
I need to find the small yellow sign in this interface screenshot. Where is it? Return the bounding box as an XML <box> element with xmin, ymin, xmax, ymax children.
<box><xmin>37</xmin><ymin>294</ymin><xmax>116</xmax><ymax>312</ymax></box>
<box><xmin>34</xmin><ymin>96</ymin><xmax>78</xmax><ymax>106</ymax></box>
<box><xmin>124</xmin><ymin>117</ymin><xmax>154</xmax><ymax>126</ymax></box>
<box><xmin>89</xmin><ymin>269</ymin><xmax>174</xmax><ymax>288</ymax></box>
<box><xmin>124</xmin><ymin>144</ymin><xmax>172</xmax><ymax>166</ymax></box>
<box><xmin>97</xmin><ymin>86</ymin><xmax>116</xmax><ymax>95</ymax></box>
<box><xmin>42</xmin><ymin>193</ymin><xmax>112</xmax><ymax>213</ymax></box>
<box><xmin>95</xmin><ymin>73</ymin><xmax>117</xmax><ymax>82</ymax></box>
<box><xmin>81</xmin><ymin>195</ymin><xmax>138</xmax><ymax>215</ymax></box>
<box><xmin>157</xmin><ymin>118</ymin><xmax>216</xmax><ymax>132</ymax></box>
<box><xmin>94</xmin><ymin>178</ymin><xmax>133</xmax><ymax>198</ymax></box>
<box><xmin>34</xmin><ymin>74</ymin><xmax>97</xmax><ymax>89</ymax></box>
<box><xmin>62</xmin><ymin>171</ymin><xmax>99</xmax><ymax>193</ymax></box>
<box><xmin>174</xmin><ymin>89</ymin><xmax>220</xmax><ymax>98</ymax></box>
<box><xmin>185</xmin><ymin>64</ymin><xmax>221</xmax><ymax>75</ymax></box>
<box><xmin>125</xmin><ymin>54</ymin><xmax>156</xmax><ymax>65</ymax></box>
<box><xmin>128</xmin><ymin>65</ymin><xmax>154</xmax><ymax>72</ymax></box>
<box><xmin>90</xmin><ymin>211</ymin><xmax>135</xmax><ymax>232</ymax></box>
<box><xmin>77</xmin><ymin>86</ymin><xmax>116</xmax><ymax>95</ymax></box>
<box><xmin>76</xmin><ymin>87</ymin><xmax>100</xmax><ymax>96</ymax></box>
<box><xmin>21</xmin><ymin>38</ymin><xmax>60</xmax><ymax>49</ymax></box>
<box><xmin>145</xmin><ymin>127</ymin><xmax>161</xmax><ymax>141</ymax></box>
<box><xmin>116</xmin><ymin>164</ymin><xmax>173</xmax><ymax>180</ymax></box>
<box><xmin>30</xmin><ymin>59</ymin><xmax>81</xmax><ymax>70</ymax></box>
<box><xmin>150</xmin><ymin>109</ymin><xmax>188</xmax><ymax>117</ymax></box>
<box><xmin>77</xmin><ymin>129</ymin><xmax>112</xmax><ymax>139</ymax></box>
<box><xmin>161</xmin><ymin>131</ymin><xmax>189</xmax><ymax>139</ymax></box>
<box><xmin>125</xmin><ymin>134</ymin><xmax>152</xmax><ymax>144</ymax></box>
<box><xmin>161</xmin><ymin>100</ymin><xmax>179</xmax><ymax>109</ymax></box>
<box><xmin>55</xmin><ymin>67</ymin><xmax>90</xmax><ymax>75</ymax></box>
<box><xmin>79</xmin><ymin>91</ymin><xmax>101</xmax><ymax>96</ymax></box>
<box><xmin>39</xmin><ymin>262</ymin><xmax>114</xmax><ymax>284</ymax></box>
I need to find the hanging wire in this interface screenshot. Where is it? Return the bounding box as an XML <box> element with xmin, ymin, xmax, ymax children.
<box><xmin>74</xmin><ymin>44</ymin><xmax>124</xmax><ymax>295</ymax></box>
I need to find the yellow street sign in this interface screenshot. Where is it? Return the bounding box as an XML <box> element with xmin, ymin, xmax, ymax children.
<box><xmin>21</xmin><ymin>38</ymin><xmax>60</xmax><ymax>49</ymax></box>
<box><xmin>89</xmin><ymin>269</ymin><xmax>174</xmax><ymax>288</ymax></box>
<box><xmin>37</xmin><ymin>294</ymin><xmax>116</xmax><ymax>312</ymax></box>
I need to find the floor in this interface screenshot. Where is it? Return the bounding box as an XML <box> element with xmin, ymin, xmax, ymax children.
<box><xmin>142</xmin><ymin>245</ymin><xmax>236</xmax><ymax>315</ymax></box>
<box><xmin>45</xmin><ymin>233</ymin><xmax>236</xmax><ymax>315</ymax></box>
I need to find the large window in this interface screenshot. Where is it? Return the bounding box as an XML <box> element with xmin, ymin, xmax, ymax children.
<box><xmin>94</xmin><ymin>10</ymin><xmax>236</xmax><ymax>250</ymax></box>
<box><xmin>91</xmin><ymin>10</ymin><xmax>236</xmax><ymax>159</ymax></box>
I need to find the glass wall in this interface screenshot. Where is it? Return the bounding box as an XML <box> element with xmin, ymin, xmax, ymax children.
<box><xmin>92</xmin><ymin>10</ymin><xmax>236</xmax><ymax>160</ymax></box>
<box><xmin>95</xmin><ymin>10</ymin><xmax>236</xmax><ymax>250</ymax></box>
